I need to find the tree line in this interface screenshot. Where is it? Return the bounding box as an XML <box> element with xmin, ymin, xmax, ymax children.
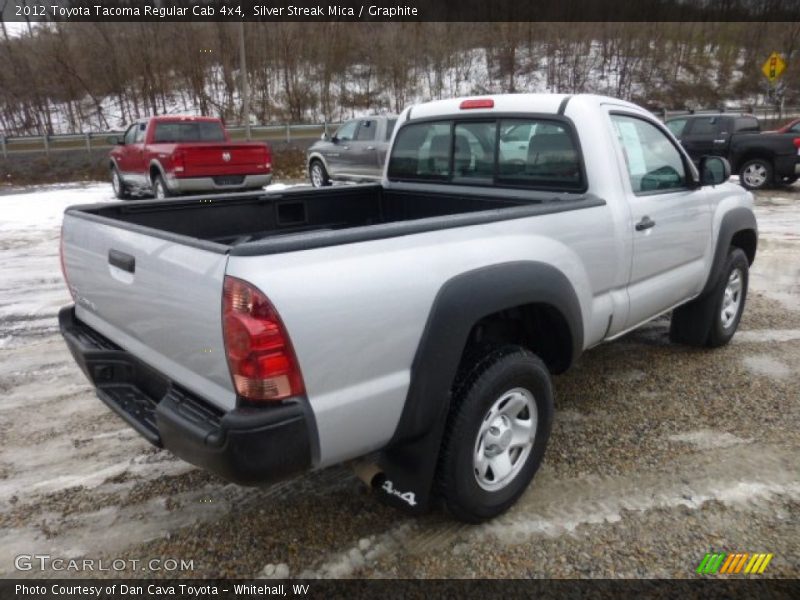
<box><xmin>1</xmin><ymin>21</ymin><xmax>799</xmax><ymax>136</ymax></box>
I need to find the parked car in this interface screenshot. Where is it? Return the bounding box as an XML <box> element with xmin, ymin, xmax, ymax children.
<box><xmin>665</xmin><ymin>113</ymin><xmax>800</xmax><ymax>189</ymax></box>
<box><xmin>61</xmin><ymin>94</ymin><xmax>756</xmax><ymax>522</ymax></box>
<box><xmin>306</xmin><ymin>116</ymin><xmax>397</xmax><ymax>186</ymax></box>
<box><xmin>108</xmin><ymin>116</ymin><xmax>272</xmax><ymax>200</ymax></box>
<box><xmin>765</xmin><ymin>117</ymin><xmax>800</xmax><ymax>134</ymax></box>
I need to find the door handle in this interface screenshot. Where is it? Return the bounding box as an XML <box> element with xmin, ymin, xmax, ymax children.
<box><xmin>108</xmin><ymin>249</ymin><xmax>135</xmax><ymax>273</ymax></box>
<box><xmin>713</xmin><ymin>139</ymin><xmax>726</xmax><ymax>144</ymax></box>
<box><xmin>341</xmin><ymin>145</ymin><xmax>349</xmax><ymax>150</ymax></box>
<box><xmin>635</xmin><ymin>216</ymin><xmax>656</xmax><ymax>231</ymax></box>
<box><xmin>366</xmin><ymin>146</ymin><xmax>375</xmax><ymax>151</ymax></box>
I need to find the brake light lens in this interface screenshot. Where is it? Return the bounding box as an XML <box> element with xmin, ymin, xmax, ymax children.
<box><xmin>793</xmin><ymin>137</ymin><xmax>800</xmax><ymax>149</ymax></box>
<box><xmin>173</xmin><ymin>150</ymin><xmax>185</xmax><ymax>174</ymax></box>
<box><xmin>222</xmin><ymin>276</ymin><xmax>304</xmax><ymax>402</ymax></box>
<box><xmin>460</xmin><ymin>98</ymin><xmax>494</xmax><ymax>110</ymax></box>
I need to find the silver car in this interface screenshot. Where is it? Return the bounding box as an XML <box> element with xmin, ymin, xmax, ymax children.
<box><xmin>307</xmin><ymin>116</ymin><xmax>397</xmax><ymax>186</ymax></box>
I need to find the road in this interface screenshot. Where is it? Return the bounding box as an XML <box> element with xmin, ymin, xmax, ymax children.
<box><xmin>0</xmin><ymin>182</ymin><xmax>797</xmax><ymax>579</ymax></box>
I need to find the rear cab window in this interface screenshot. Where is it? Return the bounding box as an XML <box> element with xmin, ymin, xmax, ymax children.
<box><xmin>153</xmin><ymin>121</ymin><xmax>226</xmax><ymax>143</ymax></box>
<box><xmin>387</xmin><ymin>117</ymin><xmax>585</xmax><ymax>192</ymax></box>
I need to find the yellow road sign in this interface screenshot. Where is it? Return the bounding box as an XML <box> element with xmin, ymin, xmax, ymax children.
<box><xmin>762</xmin><ymin>52</ymin><xmax>787</xmax><ymax>83</ymax></box>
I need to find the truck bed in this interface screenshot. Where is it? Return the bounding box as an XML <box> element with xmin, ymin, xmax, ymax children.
<box><xmin>67</xmin><ymin>184</ymin><xmax>597</xmax><ymax>256</ymax></box>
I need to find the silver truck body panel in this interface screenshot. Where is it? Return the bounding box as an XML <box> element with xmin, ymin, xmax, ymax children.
<box><xmin>62</xmin><ymin>215</ymin><xmax>237</xmax><ymax>411</ymax></box>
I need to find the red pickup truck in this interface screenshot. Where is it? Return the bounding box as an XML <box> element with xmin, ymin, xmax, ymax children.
<box><xmin>108</xmin><ymin>116</ymin><xmax>272</xmax><ymax>199</ymax></box>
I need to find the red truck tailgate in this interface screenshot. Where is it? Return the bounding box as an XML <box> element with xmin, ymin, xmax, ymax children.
<box><xmin>178</xmin><ymin>143</ymin><xmax>270</xmax><ymax>177</ymax></box>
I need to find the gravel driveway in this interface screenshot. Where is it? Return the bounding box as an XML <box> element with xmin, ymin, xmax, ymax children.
<box><xmin>0</xmin><ymin>183</ymin><xmax>798</xmax><ymax>579</ymax></box>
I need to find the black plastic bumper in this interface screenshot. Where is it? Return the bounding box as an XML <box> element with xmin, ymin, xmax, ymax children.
<box><xmin>59</xmin><ymin>306</ymin><xmax>312</xmax><ymax>485</ymax></box>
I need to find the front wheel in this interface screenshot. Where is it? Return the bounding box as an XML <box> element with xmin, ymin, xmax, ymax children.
<box><xmin>436</xmin><ymin>346</ymin><xmax>554</xmax><ymax>523</ymax></box>
<box><xmin>739</xmin><ymin>159</ymin><xmax>773</xmax><ymax>191</ymax></box>
<box><xmin>670</xmin><ymin>247</ymin><xmax>749</xmax><ymax>347</ymax></box>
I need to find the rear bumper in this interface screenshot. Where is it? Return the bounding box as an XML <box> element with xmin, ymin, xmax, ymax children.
<box><xmin>59</xmin><ymin>306</ymin><xmax>312</xmax><ymax>485</ymax></box>
<box><xmin>166</xmin><ymin>173</ymin><xmax>272</xmax><ymax>193</ymax></box>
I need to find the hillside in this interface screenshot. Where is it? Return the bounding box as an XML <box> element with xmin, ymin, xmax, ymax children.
<box><xmin>1</xmin><ymin>22</ymin><xmax>799</xmax><ymax>135</ymax></box>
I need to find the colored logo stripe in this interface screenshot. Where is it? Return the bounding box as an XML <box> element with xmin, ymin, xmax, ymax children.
<box><xmin>697</xmin><ymin>553</ymin><xmax>726</xmax><ymax>574</ymax></box>
<box><xmin>697</xmin><ymin>552</ymin><xmax>773</xmax><ymax>575</ymax></box>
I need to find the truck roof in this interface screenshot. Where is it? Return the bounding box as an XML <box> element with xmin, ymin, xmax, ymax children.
<box><xmin>145</xmin><ymin>115</ymin><xmax>222</xmax><ymax>122</ymax></box>
<box><xmin>407</xmin><ymin>93</ymin><xmax>645</xmax><ymax>120</ymax></box>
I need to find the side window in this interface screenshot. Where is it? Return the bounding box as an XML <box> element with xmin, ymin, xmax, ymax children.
<box><xmin>453</xmin><ymin>122</ymin><xmax>496</xmax><ymax>181</ymax></box>
<box><xmin>665</xmin><ymin>119</ymin><xmax>687</xmax><ymax>137</ymax></box>
<box><xmin>335</xmin><ymin>120</ymin><xmax>358</xmax><ymax>142</ymax></box>
<box><xmin>790</xmin><ymin>122</ymin><xmax>800</xmax><ymax>134</ymax></box>
<box><xmin>385</xmin><ymin>119</ymin><xmax>397</xmax><ymax>141</ymax></box>
<box><xmin>686</xmin><ymin>117</ymin><xmax>718</xmax><ymax>136</ymax></box>
<box><xmin>134</xmin><ymin>122</ymin><xmax>146</xmax><ymax>143</ymax></box>
<box><xmin>611</xmin><ymin>114</ymin><xmax>687</xmax><ymax>194</ymax></box>
<box><xmin>355</xmin><ymin>120</ymin><xmax>377</xmax><ymax>141</ymax></box>
<box><xmin>734</xmin><ymin>117</ymin><xmax>759</xmax><ymax>133</ymax></box>
<box><xmin>123</xmin><ymin>124</ymin><xmax>137</xmax><ymax>145</ymax></box>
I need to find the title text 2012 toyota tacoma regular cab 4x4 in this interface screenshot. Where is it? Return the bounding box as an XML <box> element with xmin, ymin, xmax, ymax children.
<box><xmin>60</xmin><ymin>94</ymin><xmax>757</xmax><ymax>522</ymax></box>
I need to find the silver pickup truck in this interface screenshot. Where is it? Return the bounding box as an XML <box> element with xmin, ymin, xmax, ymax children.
<box><xmin>59</xmin><ymin>94</ymin><xmax>757</xmax><ymax>522</ymax></box>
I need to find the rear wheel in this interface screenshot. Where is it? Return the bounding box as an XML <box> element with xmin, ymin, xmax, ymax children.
<box><xmin>111</xmin><ymin>167</ymin><xmax>130</xmax><ymax>200</ymax></box>
<box><xmin>436</xmin><ymin>346</ymin><xmax>554</xmax><ymax>522</ymax></box>
<box><xmin>309</xmin><ymin>160</ymin><xmax>331</xmax><ymax>188</ymax></box>
<box><xmin>739</xmin><ymin>158</ymin><xmax>773</xmax><ymax>191</ymax></box>
<box><xmin>152</xmin><ymin>174</ymin><xmax>171</xmax><ymax>200</ymax></box>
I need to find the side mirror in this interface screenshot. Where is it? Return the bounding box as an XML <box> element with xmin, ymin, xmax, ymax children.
<box><xmin>108</xmin><ymin>135</ymin><xmax>123</xmax><ymax>145</ymax></box>
<box><xmin>330</xmin><ymin>135</ymin><xmax>339</xmax><ymax>144</ymax></box>
<box><xmin>699</xmin><ymin>156</ymin><xmax>731</xmax><ymax>186</ymax></box>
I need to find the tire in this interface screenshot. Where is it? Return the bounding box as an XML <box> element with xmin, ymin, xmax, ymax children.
<box><xmin>670</xmin><ymin>248</ymin><xmax>749</xmax><ymax>348</ymax></box>
<box><xmin>739</xmin><ymin>158</ymin><xmax>773</xmax><ymax>191</ymax></box>
<box><xmin>309</xmin><ymin>159</ymin><xmax>331</xmax><ymax>188</ymax></box>
<box><xmin>110</xmin><ymin>167</ymin><xmax>130</xmax><ymax>200</ymax></box>
<box><xmin>152</xmin><ymin>173</ymin><xmax>171</xmax><ymax>200</ymax></box>
<box><xmin>436</xmin><ymin>346</ymin><xmax>554</xmax><ymax>523</ymax></box>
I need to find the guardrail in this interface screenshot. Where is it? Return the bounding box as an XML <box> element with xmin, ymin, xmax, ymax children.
<box><xmin>0</xmin><ymin>122</ymin><xmax>343</xmax><ymax>158</ymax></box>
<box><xmin>3</xmin><ymin>106</ymin><xmax>800</xmax><ymax>159</ymax></box>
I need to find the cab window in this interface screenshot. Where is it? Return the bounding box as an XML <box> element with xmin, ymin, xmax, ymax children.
<box><xmin>134</xmin><ymin>122</ymin><xmax>146</xmax><ymax>143</ymax></box>
<box><xmin>355</xmin><ymin>120</ymin><xmax>377</xmax><ymax>142</ymax></box>
<box><xmin>123</xmin><ymin>124</ymin><xmax>137</xmax><ymax>145</ymax></box>
<box><xmin>334</xmin><ymin>120</ymin><xmax>358</xmax><ymax>142</ymax></box>
<box><xmin>611</xmin><ymin>114</ymin><xmax>687</xmax><ymax>194</ymax></box>
<box><xmin>665</xmin><ymin>118</ymin><xmax>687</xmax><ymax>137</ymax></box>
<box><xmin>387</xmin><ymin>117</ymin><xmax>584</xmax><ymax>192</ymax></box>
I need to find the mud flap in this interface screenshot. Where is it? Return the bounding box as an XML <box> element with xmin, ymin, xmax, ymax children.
<box><xmin>374</xmin><ymin>401</ymin><xmax>451</xmax><ymax>515</ymax></box>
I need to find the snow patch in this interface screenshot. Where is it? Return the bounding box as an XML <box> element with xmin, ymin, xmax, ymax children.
<box><xmin>741</xmin><ymin>355</ymin><xmax>793</xmax><ymax>380</ymax></box>
<box><xmin>668</xmin><ymin>429</ymin><xmax>751</xmax><ymax>450</ymax></box>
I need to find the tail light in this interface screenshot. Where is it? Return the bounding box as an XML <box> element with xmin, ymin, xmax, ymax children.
<box><xmin>222</xmin><ymin>276</ymin><xmax>304</xmax><ymax>402</ymax></box>
<box><xmin>793</xmin><ymin>138</ymin><xmax>800</xmax><ymax>149</ymax></box>
<box><xmin>173</xmin><ymin>150</ymin><xmax>185</xmax><ymax>174</ymax></box>
<box><xmin>265</xmin><ymin>145</ymin><xmax>272</xmax><ymax>172</ymax></box>
<box><xmin>59</xmin><ymin>224</ymin><xmax>75</xmax><ymax>300</ymax></box>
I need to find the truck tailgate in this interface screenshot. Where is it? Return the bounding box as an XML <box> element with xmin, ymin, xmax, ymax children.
<box><xmin>180</xmin><ymin>143</ymin><xmax>268</xmax><ymax>177</ymax></box>
<box><xmin>61</xmin><ymin>212</ymin><xmax>236</xmax><ymax>411</ymax></box>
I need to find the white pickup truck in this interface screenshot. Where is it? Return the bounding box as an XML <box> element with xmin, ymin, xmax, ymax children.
<box><xmin>59</xmin><ymin>94</ymin><xmax>757</xmax><ymax>522</ymax></box>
